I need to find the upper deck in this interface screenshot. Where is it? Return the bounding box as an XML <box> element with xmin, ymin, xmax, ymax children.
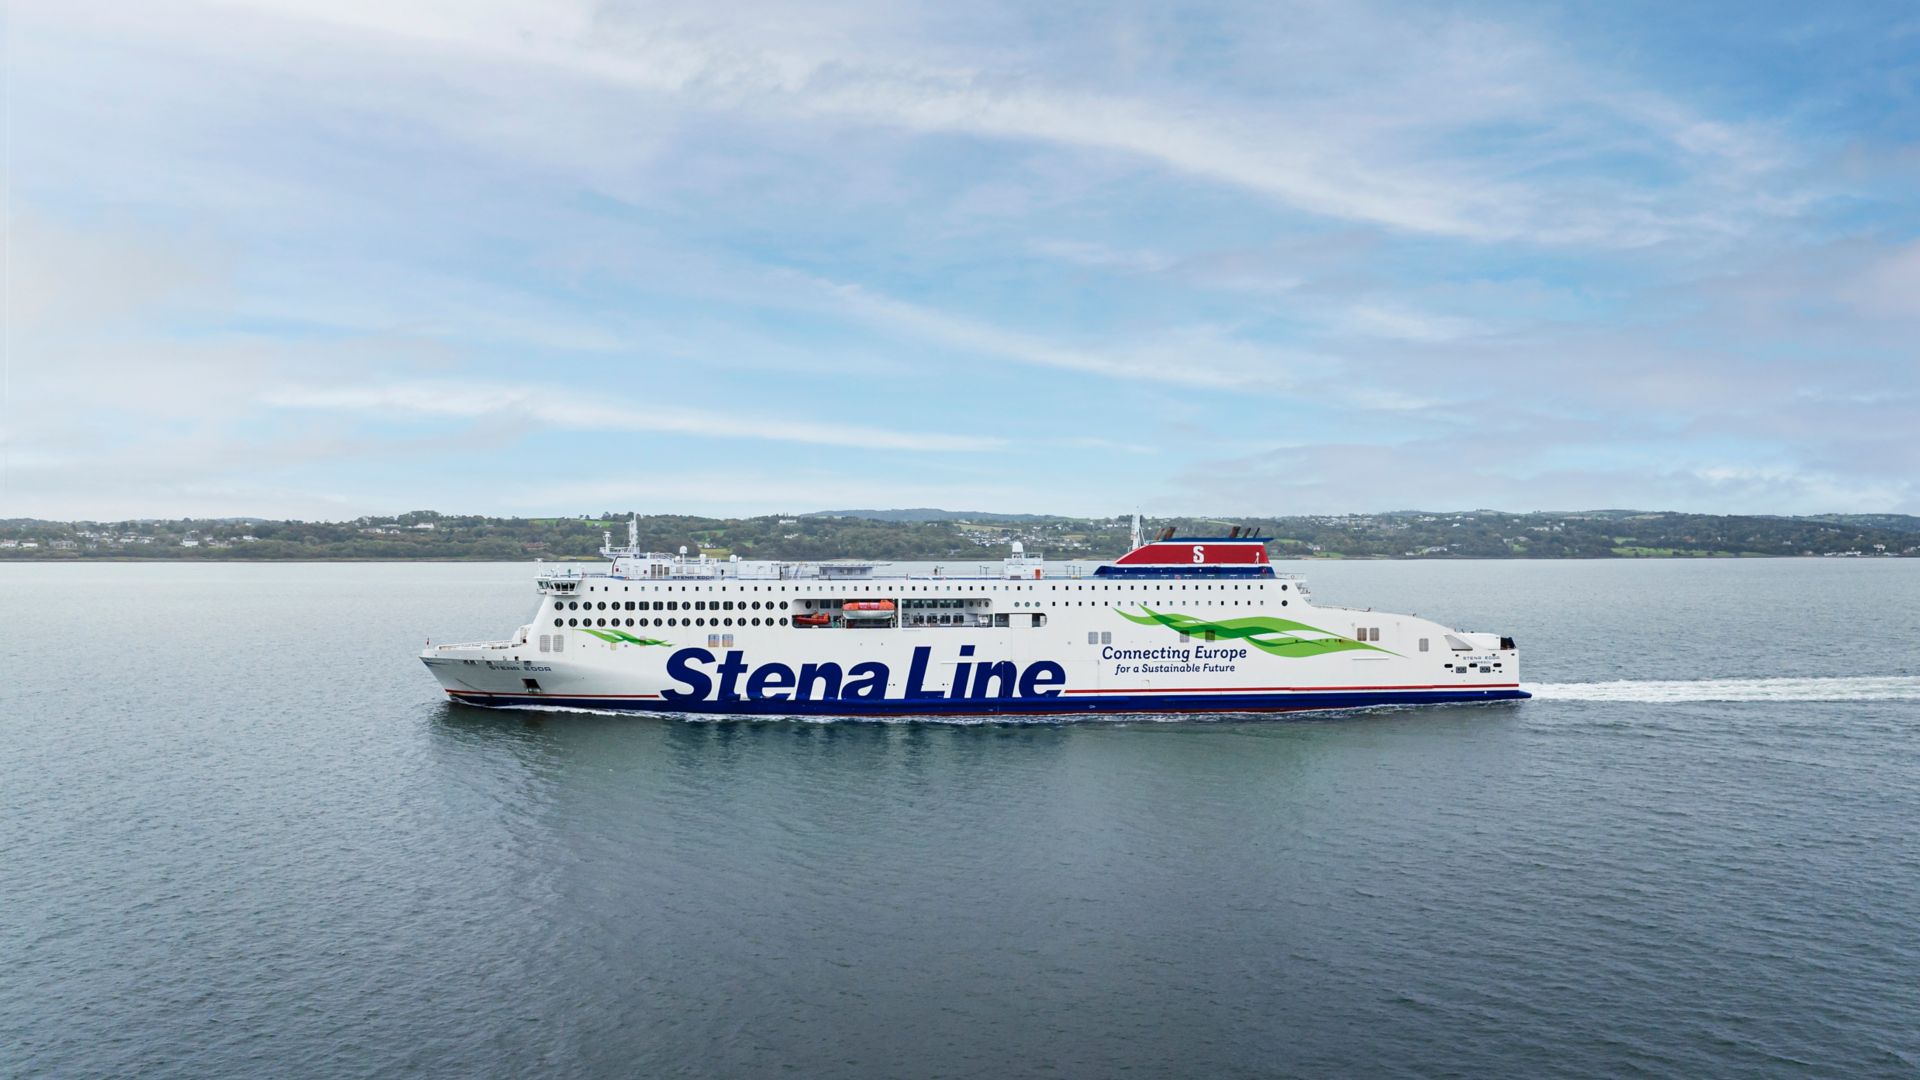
<box><xmin>536</xmin><ymin>519</ymin><xmax>1295</xmax><ymax>596</ymax></box>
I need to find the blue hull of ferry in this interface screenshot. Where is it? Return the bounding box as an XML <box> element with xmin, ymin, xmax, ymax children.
<box><xmin>445</xmin><ymin>687</ymin><xmax>1531</xmax><ymax>717</ymax></box>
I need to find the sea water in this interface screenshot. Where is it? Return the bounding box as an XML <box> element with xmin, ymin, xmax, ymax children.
<box><xmin>2</xmin><ymin>558</ymin><xmax>1915</xmax><ymax>1078</ymax></box>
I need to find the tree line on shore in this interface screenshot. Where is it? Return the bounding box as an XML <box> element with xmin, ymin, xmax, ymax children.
<box><xmin>4</xmin><ymin>508</ymin><xmax>1917</xmax><ymax>560</ymax></box>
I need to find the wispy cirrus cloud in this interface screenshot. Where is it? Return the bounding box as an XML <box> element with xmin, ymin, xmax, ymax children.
<box><xmin>16</xmin><ymin>0</ymin><xmax>1801</xmax><ymax>245</ymax></box>
<box><xmin>262</xmin><ymin>382</ymin><xmax>1005</xmax><ymax>452</ymax></box>
<box><xmin>5</xmin><ymin>0</ymin><xmax>1916</xmax><ymax>519</ymax></box>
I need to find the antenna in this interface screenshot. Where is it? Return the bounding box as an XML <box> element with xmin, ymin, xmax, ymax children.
<box><xmin>628</xmin><ymin>514</ymin><xmax>638</xmax><ymax>551</ymax></box>
<box><xmin>1130</xmin><ymin>511</ymin><xmax>1142</xmax><ymax>552</ymax></box>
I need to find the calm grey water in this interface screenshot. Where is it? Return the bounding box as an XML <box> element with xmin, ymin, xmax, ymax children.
<box><xmin>4</xmin><ymin>559</ymin><xmax>1918</xmax><ymax>1078</ymax></box>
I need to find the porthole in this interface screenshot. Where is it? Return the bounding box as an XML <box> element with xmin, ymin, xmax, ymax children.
<box><xmin>653</xmin><ymin>618</ymin><xmax>663</xmax><ymax>627</ymax></box>
<box><xmin>553</xmin><ymin>618</ymin><xmax>563</xmax><ymax>627</ymax></box>
<box><xmin>567</xmin><ymin>618</ymin><xmax>578</xmax><ymax>626</ymax></box>
<box><xmin>625</xmin><ymin>618</ymin><xmax>635</xmax><ymax>627</ymax></box>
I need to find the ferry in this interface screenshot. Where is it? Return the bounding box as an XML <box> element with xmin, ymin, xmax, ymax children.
<box><xmin>421</xmin><ymin>517</ymin><xmax>1528</xmax><ymax>717</ymax></box>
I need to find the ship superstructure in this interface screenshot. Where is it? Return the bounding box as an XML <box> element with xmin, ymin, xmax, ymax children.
<box><xmin>421</xmin><ymin>517</ymin><xmax>1528</xmax><ymax>716</ymax></box>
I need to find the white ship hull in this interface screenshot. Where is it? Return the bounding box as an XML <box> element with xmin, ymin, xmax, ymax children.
<box><xmin>422</xmin><ymin>536</ymin><xmax>1525</xmax><ymax>717</ymax></box>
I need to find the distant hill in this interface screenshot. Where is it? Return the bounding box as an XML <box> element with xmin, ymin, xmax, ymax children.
<box><xmin>1791</xmin><ymin>513</ymin><xmax>1920</xmax><ymax>533</ymax></box>
<box><xmin>803</xmin><ymin>508</ymin><xmax>1065</xmax><ymax>523</ymax></box>
<box><xmin>4</xmin><ymin>509</ymin><xmax>1916</xmax><ymax>560</ymax></box>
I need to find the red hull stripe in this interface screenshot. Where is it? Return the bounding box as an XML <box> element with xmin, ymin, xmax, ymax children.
<box><xmin>447</xmin><ymin>689</ymin><xmax>663</xmax><ymax>699</ymax></box>
<box><xmin>1064</xmin><ymin>683</ymin><xmax>1519</xmax><ymax>694</ymax></box>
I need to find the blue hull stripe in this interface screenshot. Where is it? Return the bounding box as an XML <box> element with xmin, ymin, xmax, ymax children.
<box><xmin>446</xmin><ymin>688</ymin><xmax>1530</xmax><ymax>716</ymax></box>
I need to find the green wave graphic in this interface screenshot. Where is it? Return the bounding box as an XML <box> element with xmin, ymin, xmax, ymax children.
<box><xmin>576</xmin><ymin>628</ymin><xmax>673</xmax><ymax>646</ymax></box>
<box><xmin>1114</xmin><ymin>605</ymin><xmax>1396</xmax><ymax>658</ymax></box>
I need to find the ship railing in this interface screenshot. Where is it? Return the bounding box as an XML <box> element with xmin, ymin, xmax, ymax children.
<box><xmin>427</xmin><ymin>638</ymin><xmax>520</xmax><ymax>653</ymax></box>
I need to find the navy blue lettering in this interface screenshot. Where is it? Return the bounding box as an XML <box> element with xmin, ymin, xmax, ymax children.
<box><xmin>794</xmin><ymin>662</ymin><xmax>844</xmax><ymax>701</ymax></box>
<box><xmin>662</xmin><ymin>648</ymin><xmax>714</xmax><ymax>702</ymax></box>
<box><xmin>1018</xmin><ymin>661</ymin><xmax>1066</xmax><ymax>698</ymax></box>
<box><xmin>714</xmin><ymin>650</ymin><xmax>750</xmax><ymax>700</ymax></box>
<box><xmin>969</xmin><ymin>660</ymin><xmax>1019</xmax><ymax>699</ymax></box>
<box><xmin>842</xmin><ymin>661</ymin><xmax>889</xmax><ymax>699</ymax></box>
<box><xmin>905</xmin><ymin>646</ymin><xmax>935</xmax><ymax>698</ymax></box>
<box><xmin>746</xmin><ymin>663</ymin><xmax>795</xmax><ymax>700</ymax></box>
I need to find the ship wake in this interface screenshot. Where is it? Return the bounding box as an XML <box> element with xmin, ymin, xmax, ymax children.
<box><xmin>1528</xmin><ymin>676</ymin><xmax>1920</xmax><ymax>703</ymax></box>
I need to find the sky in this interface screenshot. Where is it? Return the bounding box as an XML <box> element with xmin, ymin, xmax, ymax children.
<box><xmin>3</xmin><ymin>0</ymin><xmax>1919</xmax><ymax>520</ymax></box>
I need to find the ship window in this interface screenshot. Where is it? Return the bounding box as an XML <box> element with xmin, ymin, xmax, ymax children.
<box><xmin>625</xmin><ymin>619</ymin><xmax>635</xmax><ymax>627</ymax></box>
<box><xmin>597</xmin><ymin>618</ymin><xmax>606</xmax><ymax>627</ymax></box>
<box><xmin>568</xmin><ymin>618</ymin><xmax>577</xmax><ymax>626</ymax></box>
<box><xmin>1101</xmin><ymin>632</ymin><xmax>1112</xmax><ymax>644</ymax></box>
<box><xmin>653</xmin><ymin>618</ymin><xmax>663</xmax><ymax>626</ymax></box>
<box><xmin>1087</xmin><ymin>631</ymin><xmax>1098</xmax><ymax>644</ymax></box>
<box><xmin>1419</xmin><ymin>638</ymin><xmax>1429</xmax><ymax>652</ymax></box>
<box><xmin>553</xmin><ymin>618</ymin><xmax>562</xmax><ymax>627</ymax></box>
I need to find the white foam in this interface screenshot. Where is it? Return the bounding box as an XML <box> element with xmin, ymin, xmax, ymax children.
<box><xmin>1527</xmin><ymin>676</ymin><xmax>1920</xmax><ymax>703</ymax></box>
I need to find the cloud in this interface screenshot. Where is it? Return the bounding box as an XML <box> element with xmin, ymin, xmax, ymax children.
<box><xmin>262</xmin><ymin>381</ymin><xmax>1004</xmax><ymax>452</ymax></box>
<box><xmin>5</xmin><ymin>1</ymin><xmax>1913</xmax><ymax>521</ymax></box>
<box><xmin>1844</xmin><ymin>240</ymin><xmax>1920</xmax><ymax>321</ymax></box>
<box><xmin>1162</xmin><ymin>432</ymin><xmax>1918</xmax><ymax>516</ymax></box>
<box><xmin>16</xmin><ymin>0</ymin><xmax>1802</xmax><ymax>245</ymax></box>
<box><xmin>821</xmin><ymin>281</ymin><xmax>1316</xmax><ymax>390</ymax></box>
